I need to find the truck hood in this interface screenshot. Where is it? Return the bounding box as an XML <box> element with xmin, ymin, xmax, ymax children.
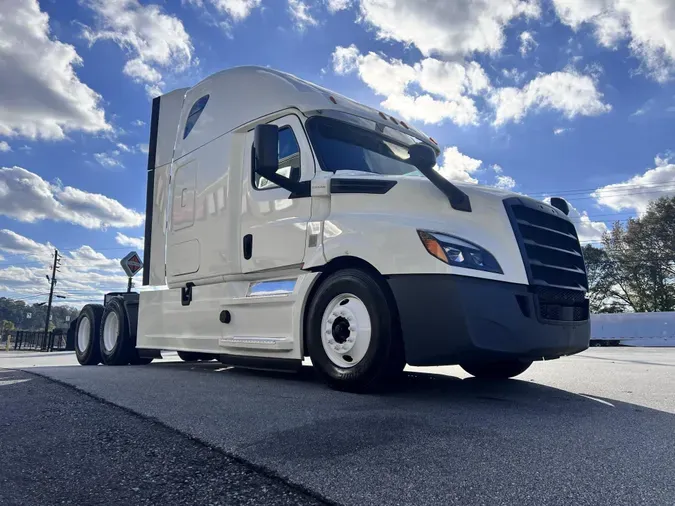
<box><xmin>330</xmin><ymin>171</ymin><xmax>524</xmax><ymax>209</ymax></box>
<box><xmin>323</xmin><ymin>172</ymin><xmax>533</xmax><ymax>284</ymax></box>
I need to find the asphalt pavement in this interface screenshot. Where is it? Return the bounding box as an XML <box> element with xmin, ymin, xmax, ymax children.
<box><xmin>0</xmin><ymin>368</ymin><xmax>324</xmax><ymax>506</ymax></box>
<box><xmin>1</xmin><ymin>348</ymin><xmax>674</xmax><ymax>505</ymax></box>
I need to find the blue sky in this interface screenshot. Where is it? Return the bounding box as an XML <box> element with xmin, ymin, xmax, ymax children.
<box><xmin>1</xmin><ymin>0</ymin><xmax>674</xmax><ymax>305</ymax></box>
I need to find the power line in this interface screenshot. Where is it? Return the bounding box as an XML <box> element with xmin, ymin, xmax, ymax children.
<box><xmin>562</xmin><ymin>189</ymin><xmax>675</xmax><ymax>202</ymax></box>
<box><xmin>524</xmin><ymin>181</ymin><xmax>675</xmax><ymax>197</ymax></box>
<box><xmin>58</xmin><ymin>245</ymin><xmax>133</xmax><ymax>253</ymax></box>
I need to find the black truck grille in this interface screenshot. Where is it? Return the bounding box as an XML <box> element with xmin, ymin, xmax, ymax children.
<box><xmin>504</xmin><ymin>198</ymin><xmax>589</xmax><ymax>322</ymax></box>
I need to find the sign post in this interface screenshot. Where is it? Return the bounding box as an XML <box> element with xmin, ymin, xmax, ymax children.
<box><xmin>120</xmin><ymin>251</ymin><xmax>143</xmax><ymax>293</ymax></box>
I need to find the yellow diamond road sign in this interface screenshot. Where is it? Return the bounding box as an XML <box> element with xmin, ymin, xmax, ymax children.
<box><xmin>121</xmin><ymin>251</ymin><xmax>143</xmax><ymax>277</ymax></box>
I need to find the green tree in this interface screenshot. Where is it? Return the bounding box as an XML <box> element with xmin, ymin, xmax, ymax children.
<box><xmin>582</xmin><ymin>244</ymin><xmax>623</xmax><ymax>313</ymax></box>
<box><xmin>0</xmin><ymin>297</ymin><xmax>80</xmax><ymax>331</ymax></box>
<box><xmin>594</xmin><ymin>196</ymin><xmax>675</xmax><ymax>312</ymax></box>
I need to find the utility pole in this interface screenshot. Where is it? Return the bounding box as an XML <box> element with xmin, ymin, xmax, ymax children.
<box><xmin>44</xmin><ymin>249</ymin><xmax>60</xmax><ymax>349</ymax></box>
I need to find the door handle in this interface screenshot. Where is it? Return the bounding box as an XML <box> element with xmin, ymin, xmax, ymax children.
<box><xmin>243</xmin><ymin>234</ymin><xmax>253</xmax><ymax>260</ymax></box>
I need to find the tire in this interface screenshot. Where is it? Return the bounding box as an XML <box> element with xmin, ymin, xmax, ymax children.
<box><xmin>460</xmin><ymin>359</ymin><xmax>532</xmax><ymax>379</ymax></box>
<box><xmin>100</xmin><ymin>297</ymin><xmax>133</xmax><ymax>366</ymax></box>
<box><xmin>306</xmin><ymin>268</ymin><xmax>405</xmax><ymax>392</ymax></box>
<box><xmin>177</xmin><ymin>351</ymin><xmax>215</xmax><ymax>362</ymax></box>
<box><xmin>75</xmin><ymin>304</ymin><xmax>104</xmax><ymax>366</ymax></box>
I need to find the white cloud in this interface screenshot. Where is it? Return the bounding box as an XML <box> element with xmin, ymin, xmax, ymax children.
<box><xmin>115</xmin><ymin>232</ymin><xmax>145</xmax><ymax>250</ymax></box>
<box><xmin>0</xmin><ymin>229</ymin><xmax>131</xmax><ymax>305</ymax></box>
<box><xmin>116</xmin><ymin>143</ymin><xmax>131</xmax><ymax>153</ymax></box>
<box><xmin>0</xmin><ymin>0</ymin><xmax>110</xmax><ymax>140</ymax></box>
<box><xmin>0</xmin><ymin>229</ymin><xmax>51</xmax><ymax>259</ymax></box>
<box><xmin>631</xmin><ymin>99</ymin><xmax>653</xmax><ymax>117</ymax></box>
<box><xmin>0</xmin><ymin>142</ymin><xmax>11</xmax><ymax>152</ymax></box>
<box><xmin>358</xmin><ymin>0</ymin><xmax>540</xmax><ymax>57</ymax></box>
<box><xmin>383</xmin><ymin>94</ymin><xmax>479</xmax><ymax>126</ymax></box>
<box><xmin>551</xmin><ymin>0</ymin><xmax>675</xmax><ymax>82</ymax></box>
<box><xmin>491</xmin><ymin>164</ymin><xmax>503</xmax><ymax>174</ymax></box>
<box><xmin>332</xmin><ymin>45</ymin><xmax>361</xmax><ymax>74</ymax></box>
<box><xmin>123</xmin><ymin>58</ymin><xmax>163</xmax><ymax>84</ymax></box>
<box><xmin>210</xmin><ymin>0</ymin><xmax>262</xmax><ymax>20</ymax></box>
<box><xmin>501</xmin><ymin>67</ymin><xmax>527</xmax><ymax>84</ymax></box>
<box><xmin>583</xmin><ymin>62</ymin><xmax>604</xmax><ymax>80</ymax></box>
<box><xmin>0</xmin><ymin>166</ymin><xmax>144</xmax><ymax>229</ymax></box>
<box><xmin>137</xmin><ymin>143</ymin><xmax>150</xmax><ymax>154</ymax></box>
<box><xmin>81</xmin><ymin>0</ymin><xmax>193</xmax><ymax>96</ymax></box>
<box><xmin>519</xmin><ymin>31</ymin><xmax>537</xmax><ymax>57</ymax></box>
<box><xmin>490</xmin><ymin>70</ymin><xmax>612</xmax><ymax>125</ymax></box>
<box><xmin>553</xmin><ymin>127</ymin><xmax>573</xmax><ymax>135</ymax></box>
<box><xmin>416</xmin><ymin>59</ymin><xmax>491</xmax><ymax>100</ymax></box>
<box><xmin>568</xmin><ymin>204</ymin><xmax>608</xmax><ymax>243</ymax></box>
<box><xmin>495</xmin><ymin>175</ymin><xmax>517</xmax><ymax>190</ymax></box>
<box><xmin>132</xmin><ymin>119</ymin><xmax>145</xmax><ymax>127</ymax></box>
<box><xmin>94</xmin><ymin>152</ymin><xmax>124</xmax><ymax>169</ymax></box>
<box><xmin>436</xmin><ymin>146</ymin><xmax>481</xmax><ymax>184</ymax></box>
<box><xmin>592</xmin><ymin>155</ymin><xmax>675</xmax><ymax>215</ymax></box>
<box><xmin>184</xmin><ymin>0</ymin><xmax>261</xmax><ymax>36</ymax></box>
<box><xmin>332</xmin><ymin>45</ymin><xmax>489</xmax><ymax>125</ymax></box>
<box><xmin>326</xmin><ymin>0</ymin><xmax>351</xmax><ymax>12</ymax></box>
<box><xmin>288</xmin><ymin>0</ymin><xmax>318</xmax><ymax>30</ymax></box>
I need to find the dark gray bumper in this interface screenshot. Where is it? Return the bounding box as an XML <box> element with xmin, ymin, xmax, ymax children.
<box><xmin>387</xmin><ymin>275</ymin><xmax>590</xmax><ymax>366</ymax></box>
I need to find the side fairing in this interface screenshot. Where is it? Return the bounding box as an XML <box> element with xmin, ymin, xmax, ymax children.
<box><xmin>144</xmin><ymin>88</ymin><xmax>188</xmax><ymax>287</ymax></box>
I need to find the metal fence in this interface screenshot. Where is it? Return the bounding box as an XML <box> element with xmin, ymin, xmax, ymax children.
<box><xmin>13</xmin><ymin>331</ymin><xmax>68</xmax><ymax>352</ymax></box>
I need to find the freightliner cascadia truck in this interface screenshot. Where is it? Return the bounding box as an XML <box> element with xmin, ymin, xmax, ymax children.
<box><xmin>74</xmin><ymin>66</ymin><xmax>590</xmax><ymax>391</ymax></box>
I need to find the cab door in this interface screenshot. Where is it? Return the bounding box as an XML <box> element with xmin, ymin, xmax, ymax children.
<box><xmin>240</xmin><ymin>114</ymin><xmax>315</xmax><ymax>273</ymax></box>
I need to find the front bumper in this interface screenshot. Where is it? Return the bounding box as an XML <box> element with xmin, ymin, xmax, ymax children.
<box><xmin>388</xmin><ymin>274</ymin><xmax>590</xmax><ymax>366</ymax></box>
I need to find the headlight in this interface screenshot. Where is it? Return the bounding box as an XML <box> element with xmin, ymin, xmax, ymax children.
<box><xmin>417</xmin><ymin>230</ymin><xmax>503</xmax><ymax>274</ymax></box>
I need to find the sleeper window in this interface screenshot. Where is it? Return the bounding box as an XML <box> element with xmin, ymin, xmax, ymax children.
<box><xmin>183</xmin><ymin>95</ymin><xmax>209</xmax><ymax>139</ymax></box>
<box><xmin>254</xmin><ymin>126</ymin><xmax>301</xmax><ymax>190</ymax></box>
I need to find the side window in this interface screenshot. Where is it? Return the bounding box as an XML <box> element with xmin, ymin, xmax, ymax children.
<box><xmin>254</xmin><ymin>126</ymin><xmax>301</xmax><ymax>190</ymax></box>
<box><xmin>183</xmin><ymin>95</ymin><xmax>209</xmax><ymax>139</ymax></box>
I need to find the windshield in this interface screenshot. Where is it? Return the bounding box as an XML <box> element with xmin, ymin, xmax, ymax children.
<box><xmin>306</xmin><ymin>116</ymin><xmax>430</xmax><ymax>176</ymax></box>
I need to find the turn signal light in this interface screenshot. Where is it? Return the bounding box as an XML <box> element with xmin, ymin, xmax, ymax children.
<box><xmin>418</xmin><ymin>231</ymin><xmax>448</xmax><ymax>263</ymax></box>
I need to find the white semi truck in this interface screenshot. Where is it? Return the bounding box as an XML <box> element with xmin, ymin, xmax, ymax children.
<box><xmin>74</xmin><ymin>66</ymin><xmax>590</xmax><ymax>391</ymax></box>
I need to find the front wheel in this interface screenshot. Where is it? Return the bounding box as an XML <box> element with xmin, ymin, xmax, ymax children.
<box><xmin>460</xmin><ymin>359</ymin><xmax>532</xmax><ymax>379</ymax></box>
<box><xmin>306</xmin><ymin>268</ymin><xmax>405</xmax><ymax>392</ymax></box>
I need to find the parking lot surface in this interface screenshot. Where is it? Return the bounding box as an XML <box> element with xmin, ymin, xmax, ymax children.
<box><xmin>1</xmin><ymin>348</ymin><xmax>673</xmax><ymax>505</ymax></box>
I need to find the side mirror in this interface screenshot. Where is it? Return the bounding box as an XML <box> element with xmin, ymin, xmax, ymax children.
<box><xmin>408</xmin><ymin>143</ymin><xmax>437</xmax><ymax>171</ymax></box>
<box><xmin>408</xmin><ymin>143</ymin><xmax>472</xmax><ymax>212</ymax></box>
<box><xmin>550</xmin><ymin>197</ymin><xmax>570</xmax><ymax>216</ymax></box>
<box><xmin>253</xmin><ymin>124</ymin><xmax>308</xmax><ymax>195</ymax></box>
<box><xmin>254</xmin><ymin>124</ymin><xmax>279</xmax><ymax>175</ymax></box>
